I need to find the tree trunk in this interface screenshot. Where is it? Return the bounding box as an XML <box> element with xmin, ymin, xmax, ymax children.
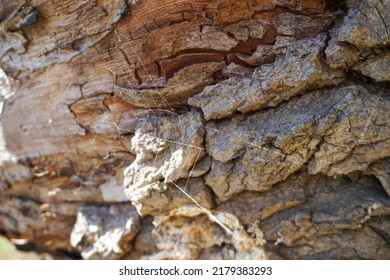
<box><xmin>1</xmin><ymin>0</ymin><xmax>390</xmax><ymax>259</ymax></box>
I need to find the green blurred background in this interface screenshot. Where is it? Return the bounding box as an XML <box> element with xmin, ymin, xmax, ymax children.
<box><xmin>0</xmin><ymin>235</ymin><xmax>52</xmax><ymax>260</ymax></box>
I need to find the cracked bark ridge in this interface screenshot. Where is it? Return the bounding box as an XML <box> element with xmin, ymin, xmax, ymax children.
<box><xmin>205</xmin><ymin>86</ymin><xmax>390</xmax><ymax>201</ymax></box>
<box><xmin>326</xmin><ymin>0</ymin><xmax>390</xmax><ymax>80</ymax></box>
<box><xmin>336</xmin><ymin>0</ymin><xmax>390</xmax><ymax>49</ymax></box>
<box><xmin>113</xmin><ymin>62</ymin><xmax>225</xmax><ymax>108</ymax></box>
<box><xmin>189</xmin><ymin>34</ymin><xmax>346</xmax><ymax>120</ymax></box>
<box><xmin>70</xmin><ymin>204</ymin><xmax>141</xmax><ymax>260</ymax></box>
<box><xmin>354</xmin><ymin>51</ymin><xmax>390</xmax><ymax>82</ymax></box>
<box><xmin>219</xmin><ymin>173</ymin><xmax>390</xmax><ymax>259</ymax></box>
<box><xmin>272</xmin><ymin>12</ymin><xmax>334</xmax><ymax>37</ymax></box>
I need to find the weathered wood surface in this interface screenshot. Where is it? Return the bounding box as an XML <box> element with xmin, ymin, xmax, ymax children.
<box><xmin>1</xmin><ymin>0</ymin><xmax>390</xmax><ymax>259</ymax></box>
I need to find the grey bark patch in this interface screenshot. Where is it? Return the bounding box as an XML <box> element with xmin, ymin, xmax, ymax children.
<box><xmin>205</xmin><ymin>86</ymin><xmax>390</xmax><ymax>201</ymax></box>
<box><xmin>335</xmin><ymin>0</ymin><xmax>390</xmax><ymax>48</ymax></box>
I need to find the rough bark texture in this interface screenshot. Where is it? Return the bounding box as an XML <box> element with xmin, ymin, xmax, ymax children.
<box><xmin>0</xmin><ymin>0</ymin><xmax>390</xmax><ymax>260</ymax></box>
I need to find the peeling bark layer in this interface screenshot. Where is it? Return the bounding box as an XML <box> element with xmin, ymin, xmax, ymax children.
<box><xmin>0</xmin><ymin>0</ymin><xmax>390</xmax><ymax>259</ymax></box>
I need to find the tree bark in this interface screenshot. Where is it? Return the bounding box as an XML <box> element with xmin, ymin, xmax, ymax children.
<box><xmin>1</xmin><ymin>0</ymin><xmax>390</xmax><ymax>259</ymax></box>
